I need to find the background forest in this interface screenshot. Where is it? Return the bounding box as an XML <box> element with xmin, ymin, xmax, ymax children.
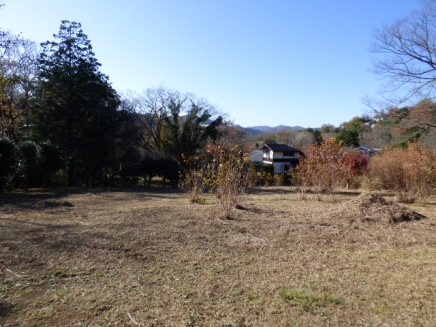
<box><xmin>251</xmin><ymin>98</ymin><xmax>436</xmax><ymax>152</ymax></box>
<box><xmin>2</xmin><ymin>1</ymin><xmax>436</xmax><ymax>194</ymax></box>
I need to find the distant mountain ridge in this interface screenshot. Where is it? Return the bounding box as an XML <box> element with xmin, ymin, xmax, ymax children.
<box><xmin>180</xmin><ymin>115</ymin><xmax>309</xmax><ymax>135</ymax></box>
<box><xmin>236</xmin><ymin>125</ymin><xmax>305</xmax><ymax>135</ymax></box>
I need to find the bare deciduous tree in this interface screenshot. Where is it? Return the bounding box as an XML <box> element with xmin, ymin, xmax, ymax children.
<box><xmin>121</xmin><ymin>88</ymin><xmax>178</xmax><ymax>157</ymax></box>
<box><xmin>216</xmin><ymin>123</ymin><xmax>246</xmax><ymax>148</ymax></box>
<box><xmin>0</xmin><ymin>33</ymin><xmax>37</xmax><ymax>142</ymax></box>
<box><xmin>371</xmin><ymin>0</ymin><xmax>436</xmax><ymax>110</ymax></box>
<box><xmin>122</xmin><ymin>87</ymin><xmax>224</xmax><ymax>158</ymax></box>
<box><xmin>289</xmin><ymin>131</ymin><xmax>316</xmax><ymax>152</ymax></box>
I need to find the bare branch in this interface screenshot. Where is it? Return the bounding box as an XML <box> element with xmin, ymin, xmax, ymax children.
<box><xmin>371</xmin><ymin>0</ymin><xmax>436</xmax><ymax>104</ymax></box>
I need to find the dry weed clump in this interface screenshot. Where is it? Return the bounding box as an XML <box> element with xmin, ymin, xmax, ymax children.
<box><xmin>273</xmin><ymin>173</ymin><xmax>285</xmax><ymax>186</ymax></box>
<box><xmin>293</xmin><ymin>138</ymin><xmax>367</xmax><ymax>199</ymax></box>
<box><xmin>367</xmin><ymin>144</ymin><xmax>436</xmax><ymax>203</ymax></box>
<box><xmin>334</xmin><ymin>193</ymin><xmax>426</xmax><ymax>223</ymax></box>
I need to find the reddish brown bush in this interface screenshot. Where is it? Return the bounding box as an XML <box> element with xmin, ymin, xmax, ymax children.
<box><xmin>340</xmin><ymin>152</ymin><xmax>368</xmax><ymax>188</ymax></box>
<box><xmin>367</xmin><ymin>144</ymin><xmax>436</xmax><ymax>203</ymax></box>
<box><xmin>293</xmin><ymin>138</ymin><xmax>349</xmax><ymax>199</ymax></box>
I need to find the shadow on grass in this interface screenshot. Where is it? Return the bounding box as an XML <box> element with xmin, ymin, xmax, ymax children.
<box><xmin>0</xmin><ymin>186</ymin><xmax>185</xmax><ymax>210</ymax></box>
<box><xmin>0</xmin><ymin>216</ymin><xmax>149</xmax><ymax>269</ymax></box>
<box><xmin>247</xmin><ymin>187</ymin><xmax>366</xmax><ymax>198</ymax></box>
<box><xmin>0</xmin><ymin>300</ymin><xmax>15</xmax><ymax>318</ymax></box>
<box><xmin>0</xmin><ymin>192</ymin><xmax>68</xmax><ymax>210</ymax></box>
<box><xmin>246</xmin><ymin>187</ymin><xmax>295</xmax><ymax>195</ymax></box>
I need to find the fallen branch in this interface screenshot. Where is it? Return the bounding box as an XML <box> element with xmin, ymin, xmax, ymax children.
<box><xmin>6</xmin><ymin>268</ymin><xmax>29</xmax><ymax>278</ymax></box>
<box><xmin>127</xmin><ymin>313</ymin><xmax>144</xmax><ymax>326</ymax></box>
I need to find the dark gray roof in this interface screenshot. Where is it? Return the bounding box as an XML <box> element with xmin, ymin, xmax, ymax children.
<box><xmin>355</xmin><ymin>146</ymin><xmax>379</xmax><ymax>153</ymax></box>
<box><xmin>263</xmin><ymin>143</ymin><xmax>302</xmax><ymax>152</ymax></box>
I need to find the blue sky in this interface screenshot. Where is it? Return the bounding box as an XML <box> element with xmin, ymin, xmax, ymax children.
<box><xmin>1</xmin><ymin>0</ymin><xmax>420</xmax><ymax>128</ymax></box>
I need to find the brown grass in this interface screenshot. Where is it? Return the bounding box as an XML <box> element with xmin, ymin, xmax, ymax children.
<box><xmin>1</xmin><ymin>187</ymin><xmax>436</xmax><ymax>326</ymax></box>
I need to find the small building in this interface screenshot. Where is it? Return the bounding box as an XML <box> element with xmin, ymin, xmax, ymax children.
<box><xmin>248</xmin><ymin>149</ymin><xmax>263</xmax><ymax>164</ymax></box>
<box><xmin>262</xmin><ymin>143</ymin><xmax>304</xmax><ymax>174</ymax></box>
<box><xmin>355</xmin><ymin>146</ymin><xmax>379</xmax><ymax>157</ymax></box>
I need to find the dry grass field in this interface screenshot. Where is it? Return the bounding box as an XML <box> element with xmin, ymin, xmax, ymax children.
<box><xmin>1</xmin><ymin>187</ymin><xmax>436</xmax><ymax>326</ymax></box>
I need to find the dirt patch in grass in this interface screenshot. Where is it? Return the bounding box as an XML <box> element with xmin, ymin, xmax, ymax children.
<box><xmin>1</xmin><ymin>187</ymin><xmax>436</xmax><ymax>326</ymax></box>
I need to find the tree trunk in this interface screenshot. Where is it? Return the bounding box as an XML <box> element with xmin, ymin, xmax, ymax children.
<box><xmin>67</xmin><ymin>159</ymin><xmax>75</xmax><ymax>187</ymax></box>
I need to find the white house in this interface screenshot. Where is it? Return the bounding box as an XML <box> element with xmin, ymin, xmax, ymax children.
<box><xmin>262</xmin><ymin>143</ymin><xmax>304</xmax><ymax>174</ymax></box>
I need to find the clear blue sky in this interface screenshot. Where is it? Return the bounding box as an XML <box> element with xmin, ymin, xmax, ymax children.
<box><xmin>1</xmin><ymin>0</ymin><xmax>420</xmax><ymax>128</ymax></box>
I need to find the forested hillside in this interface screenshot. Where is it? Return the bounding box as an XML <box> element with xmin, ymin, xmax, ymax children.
<box><xmin>250</xmin><ymin>99</ymin><xmax>436</xmax><ymax>152</ymax></box>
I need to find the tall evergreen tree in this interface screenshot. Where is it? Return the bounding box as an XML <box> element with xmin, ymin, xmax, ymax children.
<box><xmin>33</xmin><ymin>21</ymin><xmax>121</xmax><ymax>186</ymax></box>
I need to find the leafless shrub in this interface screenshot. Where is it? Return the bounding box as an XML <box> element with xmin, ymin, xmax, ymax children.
<box><xmin>367</xmin><ymin>144</ymin><xmax>436</xmax><ymax>203</ymax></box>
<box><xmin>203</xmin><ymin>145</ymin><xmax>250</xmax><ymax>219</ymax></box>
<box><xmin>273</xmin><ymin>174</ymin><xmax>284</xmax><ymax>186</ymax></box>
<box><xmin>293</xmin><ymin>138</ymin><xmax>352</xmax><ymax>200</ymax></box>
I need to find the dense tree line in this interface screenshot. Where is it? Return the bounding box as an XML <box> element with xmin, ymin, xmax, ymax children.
<box><xmin>0</xmin><ymin>20</ymin><xmax>224</xmax><ymax>192</ymax></box>
<box><xmin>3</xmin><ymin>0</ymin><xmax>436</xmax><ymax>194</ymax></box>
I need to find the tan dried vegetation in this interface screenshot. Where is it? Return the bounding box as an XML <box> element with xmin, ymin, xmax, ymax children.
<box><xmin>1</xmin><ymin>187</ymin><xmax>436</xmax><ymax>326</ymax></box>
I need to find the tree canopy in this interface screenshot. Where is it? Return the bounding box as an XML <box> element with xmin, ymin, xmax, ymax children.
<box><xmin>122</xmin><ymin>87</ymin><xmax>223</xmax><ymax>160</ymax></box>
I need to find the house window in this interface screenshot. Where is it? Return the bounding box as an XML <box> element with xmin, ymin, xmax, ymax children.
<box><xmin>283</xmin><ymin>151</ymin><xmax>294</xmax><ymax>156</ymax></box>
<box><xmin>284</xmin><ymin>164</ymin><xmax>290</xmax><ymax>172</ymax></box>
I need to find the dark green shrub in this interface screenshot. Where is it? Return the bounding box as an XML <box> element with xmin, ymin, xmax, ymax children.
<box><xmin>0</xmin><ymin>138</ymin><xmax>16</xmax><ymax>193</ymax></box>
<box><xmin>140</xmin><ymin>156</ymin><xmax>159</xmax><ymax>187</ymax></box>
<box><xmin>117</xmin><ymin>146</ymin><xmax>142</xmax><ymax>186</ymax></box>
<box><xmin>158</xmin><ymin>157</ymin><xmax>180</xmax><ymax>187</ymax></box>
<box><xmin>16</xmin><ymin>141</ymin><xmax>40</xmax><ymax>190</ymax></box>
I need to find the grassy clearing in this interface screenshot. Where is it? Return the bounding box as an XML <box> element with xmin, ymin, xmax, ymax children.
<box><xmin>0</xmin><ymin>187</ymin><xmax>436</xmax><ymax>326</ymax></box>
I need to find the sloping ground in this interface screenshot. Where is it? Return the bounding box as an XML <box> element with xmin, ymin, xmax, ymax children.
<box><xmin>0</xmin><ymin>188</ymin><xmax>435</xmax><ymax>326</ymax></box>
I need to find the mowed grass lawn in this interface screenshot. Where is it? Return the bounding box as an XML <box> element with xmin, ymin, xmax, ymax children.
<box><xmin>1</xmin><ymin>187</ymin><xmax>436</xmax><ymax>326</ymax></box>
